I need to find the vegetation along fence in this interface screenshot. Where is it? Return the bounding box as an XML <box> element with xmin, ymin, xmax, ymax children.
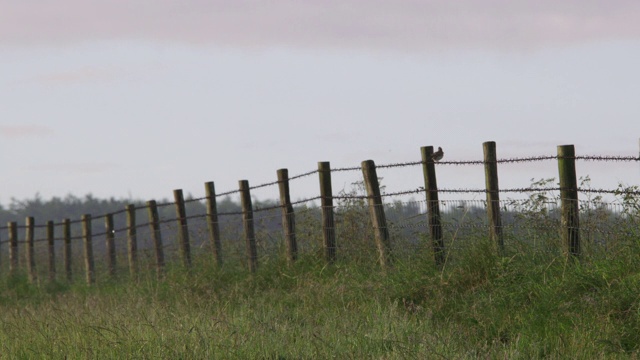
<box><xmin>1</xmin><ymin>142</ymin><xmax>640</xmax><ymax>285</ymax></box>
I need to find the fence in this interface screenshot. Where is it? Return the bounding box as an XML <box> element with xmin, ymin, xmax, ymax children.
<box><xmin>1</xmin><ymin>142</ymin><xmax>639</xmax><ymax>285</ymax></box>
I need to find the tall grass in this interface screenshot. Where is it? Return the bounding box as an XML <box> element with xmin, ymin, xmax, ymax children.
<box><xmin>1</xmin><ymin>233</ymin><xmax>639</xmax><ymax>359</ymax></box>
<box><xmin>1</xmin><ymin>178</ymin><xmax>639</xmax><ymax>358</ymax></box>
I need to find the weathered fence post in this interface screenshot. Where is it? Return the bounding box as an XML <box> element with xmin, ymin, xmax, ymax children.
<box><xmin>318</xmin><ymin>162</ymin><xmax>337</xmax><ymax>263</ymax></box>
<box><xmin>557</xmin><ymin>144</ymin><xmax>580</xmax><ymax>258</ymax></box>
<box><xmin>483</xmin><ymin>141</ymin><xmax>504</xmax><ymax>254</ymax></box>
<box><xmin>174</xmin><ymin>189</ymin><xmax>192</xmax><ymax>268</ymax></box>
<box><xmin>47</xmin><ymin>220</ymin><xmax>56</xmax><ymax>281</ymax></box>
<box><xmin>147</xmin><ymin>200</ymin><xmax>165</xmax><ymax>279</ymax></box>
<box><xmin>277</xmin><ymin>169</ymin><xmax>298</xmax><ymax>263</ymax></box>
<box><xmin>239</xmin><ymin>180</ymin><xmax>258</xmax><ymax>272</ymax></box>
<box><xmin>204</xmin><ymin>182</ymin><xmax>223</xmax><ymax>266</ymax></box>
<box><xmin>8</xmin><ymin>222</ymin><xmax>18</xmax><ymax>276</ymax></box>
<box><xmin>126</xmin><ymin>204</ymin><xmax>139</xmax><ymax>277</ymax></box>
<box><xmin>421</xmin><ymin>146</ymin><xmax>445</xmax><ymax>266</ymax></box>
<box><xmin>361</xmin><ymin>160</ymin><xmax>392</xmax><ymax>269</ymax></box>
<box><xmin>82</xmin><ymin>214</ymin><xmax>95</xmax><ymax>285</ymax></box>
<box><xmin>25</xmin><ymin>217</ymin><xmax>37</xmax><ymax>283</ymax></box>
<box><xmin>63</xmin><ymin>219</ymin><xmax>72</xmax><ymax>282</ymax></box>
<box><xmin>105</xmin><ymin>214</ymin><xmax>117</xmax><ymax>278</ymax></box>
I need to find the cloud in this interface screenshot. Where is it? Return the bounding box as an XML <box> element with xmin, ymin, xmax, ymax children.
<box><xmin>35</xmin><ymin>162</ymin><xmax>118</xmax><ymax>175</ymax></box>
<box><xmin>2</xmin><ymin>1</ymin><xmax>640</xmax><ymax>52</ymax></box>
<box><xmin>30</xmin><ymin>67</ymin><xmax>129</xmax><ymax>85</ymax></box>
<box><xmin>0</xmin><ymin>125</ymin><xmax>54</xmax><ymax>138</ymax></box>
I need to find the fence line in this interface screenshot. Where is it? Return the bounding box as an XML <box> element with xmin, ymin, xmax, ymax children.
<box><xmin>1</xmin><ymin>142</ymin><xmax>639</xmax><ymax>285</ymax></box>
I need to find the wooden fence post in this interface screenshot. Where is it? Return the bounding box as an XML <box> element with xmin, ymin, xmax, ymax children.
<box><xmin>483</xmin><ymin>141</ymin><xmax>504</xmax><ymax>254</ymax></box>
<box><xmin>557</xmin><ymin>144</ymin><xmax>580</xmax><ymax>258</ymax></box>
<box><xmin>82</xmin><ymin>214</ymin><xmax>95</xmax><ymax>285</ymax></box>
<box><xmin>239</xmin><ymin>180</ymin><xmax>258</xmax><ymax>272</ymax></box>
<box><xmin>105</xmin><ymin>213</ymin><xmax>117</xmax><ymax>278</ymax></box>
<box><xmin>361</xmin><ymin>160</ymin><xmax>392</xmax><ymax>269</ymax></box>
<box><xmin>204</xmin><ymin>182</ymin><xmax>223</xmax><ymax>266</ymax></box>
<box><xmin>174</xmin><ymin>189</ymin><xmax>192</xmax><ymax>268</ymax></box>
<box><xmin>277</xmin><ymin>169</ymin><xmax>298</xmax><ymax>263</ymax></box>
<box><xmin>25</xmin><ymin>217</ymin><xmax>37</xmax><ymax>283</ymax></box>
<box><xmin>8</xmin><ymin>222</ymin><xmax>18</xmax><ymax>276</ymax></box>
<box><xmin>147</xmin><ymin>200</ymin><xmax>165</xmax><ymax>279</ymax></box>
<box><xmin>318</xmin><ymin>162</ymin><xmax>337</xmax><ymax>263</ymax></box>
<box><xmin>421</xmin><ymin>146</ymin><xmax>445</xmax><ymax>266</ymax></box>
<box><xmin>63</xmin><ymin>219</ymin><xmax>72</xmax><ymax>282</ymax></box>
<box><xmin>47</xmin><ymin>220</ymin><xmax>56</xmax><ymax>282</ymax></box>
<box><xmin>126</xmin><ymin>204</ymin><xmax>138</xmax><ymax>277</ymax></box>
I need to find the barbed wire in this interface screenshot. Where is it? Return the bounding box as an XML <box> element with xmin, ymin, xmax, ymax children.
<box><xmin>289</xmin><ymin>169</ymin><xmax>319</xmax><ymax>181</ymax></box>
<box><xmin>579</xmin><ymin>187</ymin><xmax>640</xmax><ymax>195</ymax></box>
<box><xmin>216</xmin><ymin>189</ymin><xmax>240</xmax><ymax>197</ymax></box>
<box><xmin>2</xmin><ymin>153</ymin><xmax>638</xmax><ymax>234</ymax></box>
<box><xmin>575</xmin><ymin>155</ymin><xmax>640</xmax><ymax>162</ymax></box>
<box><xmin>330</xmin><ymin>185</ymin><xmax>640</xmax><ymax>200</ymax></box>
<box><xmin>332</xmin><ymin>165</ymin><xmax>362</xmax><ymax>172</ymax></box>
<box><xmin>253</xmin><ymin>202</ymin><xmax>285</xmax><ymax>213</ymax></box>
<box><xmin>2</xmin><ymin>186</ymin><xmax>638</xmax><ymax>232</ymax></box>
<box><xmin>248</xmin><ymin>179</ymin><xmax>281</xmax><ymax>191</ymax></box>
<box><xmin>218</xmin><ymin>210</ymin><xmax>245</xmax><ymax>217</ymax></box>
<box><xmin>109</xmin><ymin>207</ymin><xmax>130</xmax><ymax>217</ymax></box>
<box><xmin>290</xmin><ymin>196</ymin><xmax>322</xmax><ymax>207</ymax></box>
<box><xmin>21</xmin><ymin>196</ymin><xmax>623</xmax><ymax>245</ymax></box>
<box><xmin>377</xmin><ymin>160</ymin><xmax>422</xmax><ymax>169</ymax></box>
<box><xmin>184</xmin><ymin>196</ymin><xmax>208</xmax><ymax>204</ymax></box>
<box><xmin>374</xmin><ymin>155</ymin><xmax>640</xmax><ymax>168</ymax></box>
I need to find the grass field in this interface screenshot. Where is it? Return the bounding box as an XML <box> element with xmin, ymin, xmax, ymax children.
<box><xmin>1</xmin><ymin>232</ymin><xmax>639</xmax><ymax>359</ymax></box>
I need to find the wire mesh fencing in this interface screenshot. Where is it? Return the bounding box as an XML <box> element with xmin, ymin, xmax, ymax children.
<box><xmin>1</xmin><ymin>144</ymin><xmax>639</xmax><ymax>285</ymax></box>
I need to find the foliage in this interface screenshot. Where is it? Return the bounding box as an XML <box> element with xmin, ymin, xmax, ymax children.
<box><xmin>1</xmin><ymin>179</ymin><xmax>640</xmax><ymax>358</ymax></box>
<box><xmin>1</xmin><ymin>233</ymin><xmax>639</xmax><ymax>358</ymax></box>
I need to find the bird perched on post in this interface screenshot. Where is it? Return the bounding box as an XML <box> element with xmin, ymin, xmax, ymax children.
<box><xmin>432</xmin><ymin>147</ymin><xmax>444</xmax><ymax>161</ymax></box>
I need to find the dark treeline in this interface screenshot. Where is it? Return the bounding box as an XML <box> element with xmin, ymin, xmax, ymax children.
<box><xmin>0</xmin><ymin>193</ymin><xmax>292</xmax><ymax>228</ymax></box>
<box><xmin>0</xmin><ymin>192</ymin><xmax>551</xmax><ymax>240</ymax></box>
<box><xmin>1</xmin><ymin>194</ymin><xmax>145</xmax><ymax>225</ymax></box>
<box><xmin>0</xmin><ymin>194</ymin><xmax>286</xmax><ymax>250</ymax></box>
<box><xmin>0</xmin><ymin>191</ymin><xmax>630</xmax><ymax>250</ymax></box>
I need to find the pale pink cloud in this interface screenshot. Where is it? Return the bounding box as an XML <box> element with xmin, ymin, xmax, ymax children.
<box><xmin>0</xmin><ymin>125</ymin><xmax>54</xmax><ymax>138</ymax></box>
<box><xmin>2</xmin><ymin>1</ymin><xmax>640</xmax><ymax>51</ymax></box>
<box><xmin>33</xmin><ymin>162</ymin><xmax>118</xmax><ymax>175</ymax></box>
<box><xmin>30</xmin><ymin>67</ymin><xmax>129</xmax><ymax>85</ymax></box>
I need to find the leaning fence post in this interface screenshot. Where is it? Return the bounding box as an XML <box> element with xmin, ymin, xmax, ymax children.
<box><xmin>204</xmin><ymin>182</ymin><xmax>223</xmax><ymax>267</ymax></box>
<box><xmin>318</xmin><ymin>162</ymin><xmax>337</xmax><ymax>263</ymax></box>
<box><xmin>25</xmin><ymin>217</ymin><xmax>37</xmax><ymax>283</ymax></box>
<box><xmin>147</xmin><ymin>200</ymin><xmax>165</xmax><ymax>279</ymax></box>
<box><xmin>239</xmin><ymin>180</ymin><xmax>258</xmax><ymax>272</ymax></box>
<box><xmin>126</xmin><ymin>204</ymin><xmax>139</xmax><ymax>277</ymax></box>
<box><xmin>82</xmin><ymin>214</ymin><xmax>95</xmax><ymax>285</ymax></box>
<box><xmin>8</xmin><ymin>222</ymin><xmax>18</xmax><ymax>276</ymax></box>
<box><xmin>483</xmin><ymin>141</ymin><xmax>504</xmax><ymax>254</ymax></box>
<box><xmin>105</xmin><ymin>214</ymin><xmax>117</xmax><ymax>278</ymax></box>
<box><xmin>421</xmin><ymin>146</ymin><xmax>445</xmax><ymax>267</ymax></box>
<box><xmin>63</xmin><ymin>219</ymin><xmax>72</xmax><ymax>282</ymax></box>
<box><xmin>174</xmin><ymin>189</ymin><xmax>192</xmax><ymax>269</ymax></box>
<box><xmin>557</xmin><ymin>144</ymin><xmax>580</xmax><ymax>258</ymax></box>
<box><xmin>361</xmin><ymin>160</ymin><xmax>393</xmax><ymax>269</ymax></box>
<box><xmin>47</xmin><ymin>220</ymin><xmax>56</xmax><ymax>282</ymax></box>
<box><xmin>277</xmin><ymin>169</ymin><xmax>298</xmax><ymax>263</ymax></box>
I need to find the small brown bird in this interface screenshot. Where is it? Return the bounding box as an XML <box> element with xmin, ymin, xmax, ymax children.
<box><xmin>432</xmin><ymin>147</ymin><xmax>444</xmax><ymax>161</ymax></box>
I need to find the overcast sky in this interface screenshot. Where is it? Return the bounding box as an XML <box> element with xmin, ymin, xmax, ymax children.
<box><xmin>1</xmin><ymin>1</ymin><xmax>639</xmax><ymax>205</ymax></box>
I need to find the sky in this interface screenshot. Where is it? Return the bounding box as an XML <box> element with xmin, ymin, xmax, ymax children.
<box><xmin>1</xmin><ymin>1</ymin><xmax>640</xmax><ymax>206</ymax></box>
